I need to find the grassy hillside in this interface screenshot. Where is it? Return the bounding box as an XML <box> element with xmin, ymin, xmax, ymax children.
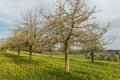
<box><xmin>0</xmin><ymin>51</ymin><xmax>120</xmax><ymax>80</ymax></box>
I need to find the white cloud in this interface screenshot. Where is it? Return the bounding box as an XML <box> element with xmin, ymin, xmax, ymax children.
<box><xmin>0</xmin><ymin>0</ymin><xmax>56</xmax><ymax>28</ymax></box>
<box><xmin>0</xmin><ymin>0</ymin><xmax>55</xmax><ymax>38</ymax></box>
<box><xmin>92</xmin><ymin>0</ymin><xmax>120</xmax><ymax>49</ymax></box>
<box><xmin>0</xmin><ymin>0</ymin><xmax>55</xmax><ymax>22</ymax></box>
<box><xmin>93</xmin><ymin>0</ymin><xmax>120</xmax><ymax>21</ymax></box>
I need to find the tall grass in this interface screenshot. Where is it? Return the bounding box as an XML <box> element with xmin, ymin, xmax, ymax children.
<box><xmin>0</xmin><ymin>51</ymin><xmax>120</xmax><ymax>80</ymax></box>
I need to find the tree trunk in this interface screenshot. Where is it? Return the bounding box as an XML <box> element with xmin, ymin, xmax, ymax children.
<box><xmin>18</xmin><ymin>47</ymin><xmax>20</xmax><ymax>56</ymax></box>
<box><xmin>90</xmin><ymin>51</ymin><xmax>94</xmax><ymax>63</ymax></box>
<box><xmin>64</xmin><ymin>24</ymin><xmax>74</xmax><ymax>73</ymax></box>
<box><xmin>13</xmin><ymin>48</ymin><xmax>14</xmax><ymax>54</ymax></box>
<box><xmin>29</xmin><ymin>45</ymin><xmax>32</xmax><ymax>60</ymax></box>
<box><xmin>50</xmin><ymin>53</ymin><xmax>52</xmax><ymax>58</ymax></box>
<box><xmin>64</xmin><ymin>43</ymin><xmax>69</xmax><ymax>73</ymax></box>
<box><xmin>49</xmin><ymin>49</ymin><xmax>52</xmax><ymax>58</ymax></box>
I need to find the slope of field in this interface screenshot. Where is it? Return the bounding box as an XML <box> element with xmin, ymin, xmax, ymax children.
<box><xmin>0</xmin><ymin>51</ymin><xmax>120</xmax><ymax>80</ymax></box>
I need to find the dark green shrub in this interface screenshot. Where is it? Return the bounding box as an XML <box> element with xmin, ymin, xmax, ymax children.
<box><xmin>84</xmin><ymin>54</ymin><xmax>90</xmax><ymax>59</ymax></box>
<box><xmin>106</xmin><ymin>56</ymin><xmax>113</xmax><ymax>61</ymax></box>
<box><xmin>111</xmin><ymin>54</ymin><xmax>119</xmax><ymax>61</ymax></box>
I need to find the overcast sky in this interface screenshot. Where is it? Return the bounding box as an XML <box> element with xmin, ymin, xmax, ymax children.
<box><xmin>0</xmin><ymin>0</ymin><xmax>120</xmax><ymax>50</ymax></box>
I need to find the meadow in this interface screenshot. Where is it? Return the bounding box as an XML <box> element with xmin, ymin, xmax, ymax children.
<box><xmin>0</xmin><ymin>51</ymin><xmax>120</xmax><ymax>80</ymax></box>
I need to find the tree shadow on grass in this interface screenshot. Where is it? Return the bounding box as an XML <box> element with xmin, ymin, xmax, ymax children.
<box><xmin>84</xmin><ymin>61</ymin><xmax>111</xmax><ymax>67</ymax></box>
<box><xmin>1</xmin><ymin>52</ymin><xmax>86</xmax><ymax>80</ymax></box>
<box><xmin>73</xmin><ymin>70</ymin><xmax>101</xmax><ymax>80</ymax></box>
<box><xmin>40</xmin><ymin>67</ymin><xmax>84</xmax><ymax>80</ymax></box>
<box><xmin>1</xmin><ymin>51</ymin><xmax>47</xmax><ymax>66</ymax></box>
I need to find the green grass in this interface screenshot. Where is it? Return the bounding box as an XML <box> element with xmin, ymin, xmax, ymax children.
<box><xmin>0</xmin><ymin>51</ymin><xmax>120</xmax><ymax>80</ymax></box>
